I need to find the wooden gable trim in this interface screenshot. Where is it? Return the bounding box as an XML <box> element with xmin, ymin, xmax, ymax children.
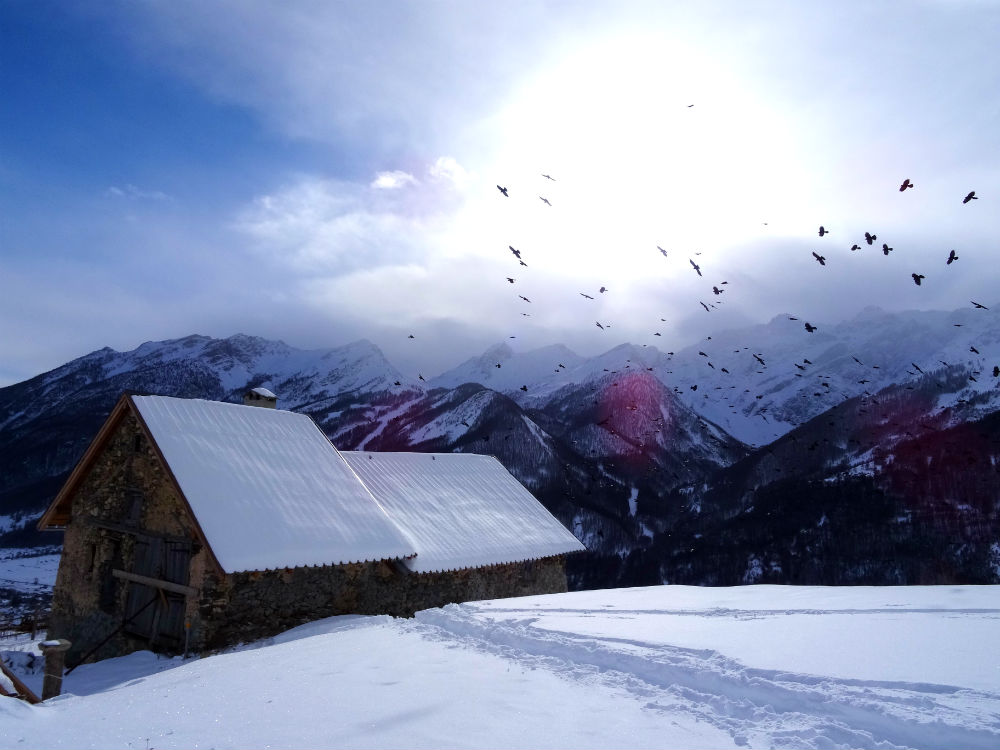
<box><xmin>36</xmin><ymin>392</ymin><xmax>226</xmax><ymax>579</ymax></box>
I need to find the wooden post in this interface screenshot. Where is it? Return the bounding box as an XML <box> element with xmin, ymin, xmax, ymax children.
<box><xmin>38</xmin><ymin>639</ymin><xmax>72</xmax><ymax>700</ymax></box>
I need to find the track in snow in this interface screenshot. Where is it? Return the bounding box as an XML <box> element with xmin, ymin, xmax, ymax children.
<box><xmin>412</xmin><ymin>603</ymin><xmax>1000</xmax><ymax>750</ymax></box>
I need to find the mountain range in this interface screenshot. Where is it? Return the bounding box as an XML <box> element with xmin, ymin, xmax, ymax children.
<box><xmin>2</xmin><ymin>304</ymin><xmax>999</xmax><ymax>601</ymax></box>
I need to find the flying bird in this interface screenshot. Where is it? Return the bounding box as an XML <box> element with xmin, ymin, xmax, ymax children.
<box><xmin>690</xmin><ymin>259</ymin><xmax>702</xmax><ymax>276</ymax></box>
<box><xmin>599</xmin><ymin>286</ymin><xmax>608</xmax><ymax>293</ymax></box>
<box><xmin>911</xmin><ymin>273</ymin><xmax>925</xmax><ymax>286</ymax></box>
<box><xmin>882</xmin><ymin>243</ymin><xmax>893</xmax><ymax>256</ymax></box>
<box><xmin>971</xmin><ymin>301</ymin><xmax>989</xmax><ymax>309</ymax></box>
<box><xmin>812</xmin><ymin>251</ymin><xmax>826</xmax><ymax>266</ymax></box>
<box><xmin>407</xmin><ymin>334</ymin><xmax>415</xmax><ymax>339</ymax></box>
<box><xmin>970</xmin><ymin>346</ymin><xmax>980</xmax><ymax>354</ymax></box>
<box><xmin>579</xmin><ymin>292</ymin><xmax>594</xmax><ymax>299</ymax></box>
<box><xmin>506</xmin><ymin>277</ymin><xmax>515</xmax><ymax>283</ymax></box>
<box><xmin>753</xmin><ymin>353</ymin><xmax>766</xmax><ymax>367</ymax></box>
<box><xmin>947</xmin><ymin>250</ymin><xmax>959</xmax><ymax>265</ymax></box>
<box><xmin>865</xmin><ymin>232</ymin><xmax>877</xmax><ymax>245</ymax></box>
<box><xmin>818</xmin><ymin>226</ymin><xmax>829</xmax><ymax>237</ymax></box>
<box><xmin>699</xmin><ymin>301</ymin><xmax>711</xmax><ymax>312</ymax></box>
<box><xmin>911</xmin><ymin>362</ymin><xmax>924</xmax><ymax>374</ymax></box>
<box><xmin>541</xmin><ymin>174</ymin><xmax>556</xmax><ymax>181</ymax></box>
<box><xmin>596</xmin><ymin>321</ymin><xmax>605</xmax><ymax>330</ymax></box>
<box><xmin>804</xmin><ymin>322</ymin><xmax>817</xmax><ymax>332</ymax></box>
<box><xmin>963</xmin><ymin>191</ymin><xmax>978</xmax><ymax>204</ymax></box>
<box><xmin>497</xmin><ymin>185</ymin><xmax>509</xmax><ymax>197</ymax></box>
<box><xmin>899</xmin><ymin>178</ymin><xmax>913</xmax><ymax>192</ymax></box>
<box><xmin>994</xmin><ymin>366</ymin><xmax>999</xmax><ymax>378</ymax></box>
<box><xmin>509</xmin><ymin>245</ymin><xmax>521</xmax><ymax>259</ymax></box>
<box><xmin>712</xmin><ymin>286</ymin><xmax>724</xmax><ymax>295</ymax></box>
<box><xmin>518</xmin><ymin>295</ymin><xmax>531</xmax><ymax>303</ymax></box>
<box><xmin>520</xmin><ymin>385</ymin><xmax>528</xmax><ymax>392</ymax></box>
<box><xmin>658</xmin><ymin>246</ymin><xmax>668</xmax><ymax>257</ymax></box>
<box><xmin>850</xmin><ymin>244</ymin><xmax>860</xmax><ymax>252</ymax></box>
<box><xmin>539</xmin><ymin>196</ymin><xmax>552</xmax><ymax>206</ymax></box>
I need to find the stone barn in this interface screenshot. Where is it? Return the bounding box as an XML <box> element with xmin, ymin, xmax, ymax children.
<box><xmin>37</xmin><ymin>393</ymin><xmax>585</xmax><ymax>666</ymax></box>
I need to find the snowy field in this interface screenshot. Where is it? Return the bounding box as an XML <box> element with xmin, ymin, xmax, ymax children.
<box><xmin>0</xmin><ymin>548</ymin><xmax>60</xmax><ymax>593</ymax></box>
<box><xmin>2</xmin><ymin>584</ymin><xmax>999</xmax><ymax>749</ymax></box>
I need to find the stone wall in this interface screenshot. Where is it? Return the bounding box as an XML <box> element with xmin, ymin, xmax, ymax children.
<box><xmin>47</xmin><ymin>410</ymin><xmax>213</xmax><ymax>665</ymax></box>
<box><xmin>201</xmin><ymin>555</ymin><xmax>567</xmax><ymax>649</ymax></box>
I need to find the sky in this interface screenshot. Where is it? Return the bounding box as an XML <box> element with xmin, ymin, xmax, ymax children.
<box><xmin>1</xmin><ymin>1</ymin><xmax>999</xmax><ymax>387</ymax></box>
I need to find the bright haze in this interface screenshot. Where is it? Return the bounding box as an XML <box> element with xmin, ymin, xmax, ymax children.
<box><xmin>2</xmin><ymin>1</ymin><xmax>997</xmax><ymax>386</ymax></box>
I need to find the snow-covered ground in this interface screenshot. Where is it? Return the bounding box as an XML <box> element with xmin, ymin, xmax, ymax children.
<box><xmin>2</xmin><ymin>585</ymin><xmax>999</xmax><ymax>749</ymax></box>
<box><xmin>0</xmin><ymin>548</ymin><xmax>60</xmax><ymax>594</ymax></box>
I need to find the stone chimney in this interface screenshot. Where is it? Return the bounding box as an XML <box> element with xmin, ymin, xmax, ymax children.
<box><xmin>243</xmin><ymin>387</ymin><xmax>277</xmax><ymax>408</ymax></box>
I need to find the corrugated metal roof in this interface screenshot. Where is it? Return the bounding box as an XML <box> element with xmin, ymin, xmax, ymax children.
<box><xmin>132</xmin><ymin>396</ymin><xmax>417</xmax><ymax>573</ymax></box>
<box><xmin>342</xmin><ymin>452</ymin><xmax>586</xmax><ymax>573</ymax></box>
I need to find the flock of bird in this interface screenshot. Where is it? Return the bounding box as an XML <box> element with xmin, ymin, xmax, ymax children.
<box><xmin>398</xmin><ymin>171</ymin><xmax>990</xmax><ymax>461</ymax></box>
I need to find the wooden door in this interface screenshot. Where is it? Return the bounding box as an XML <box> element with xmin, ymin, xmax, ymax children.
<box><xmin>123</xmin><ymin>535</ymin><xmax>191</xmax><ymax>647</ymax></box>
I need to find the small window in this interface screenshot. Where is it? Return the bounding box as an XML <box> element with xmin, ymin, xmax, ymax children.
<box><xmin>133</xmin><ymin>434</ymin><xmax>143</xmax><ymax>453</ymax></box>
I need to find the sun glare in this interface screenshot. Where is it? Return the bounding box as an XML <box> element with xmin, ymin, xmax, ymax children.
<box><xmin>475</xmin><ymin>34</ymin><xmax>808</xmax><ymax>287</ymax></box>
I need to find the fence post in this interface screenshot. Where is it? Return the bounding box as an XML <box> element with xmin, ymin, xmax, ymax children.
<box><xmin>38</xmin><ymin>639</ymin><xmax>72</xmax><ymax>700</ymax></box>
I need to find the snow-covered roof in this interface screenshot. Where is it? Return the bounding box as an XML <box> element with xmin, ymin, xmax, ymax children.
<box><xmin>248</xmin><ymin>387</ymin><xmax>277</xmax><ymax>399</ymax></box>
<box><xmin>342</xmin><ymin>451</ymin><xmax>586</xmax><ymax>573</ymax></box>
<box><xmin>132</xmin><ymin>396</ymin><xmax>417</xmax><ymax>573</ymax></box>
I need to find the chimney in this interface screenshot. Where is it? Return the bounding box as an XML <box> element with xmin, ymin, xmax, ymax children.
<box><xmin>244</xmin><ymin>387</ymin><xmax>277</xmax><ymax>408</ymax></box>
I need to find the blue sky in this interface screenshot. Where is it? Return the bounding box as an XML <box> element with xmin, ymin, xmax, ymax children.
<box><xmin>2</xmin><ymin>1</ymin><xmax>998</xmax><ymax>386</ymax></box>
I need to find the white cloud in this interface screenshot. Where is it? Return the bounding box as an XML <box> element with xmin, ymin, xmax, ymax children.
<box><xmin>371</xmin><ymin>171</ymin><xmax>418</xmax><ymax>190</ymax></box>
<box><xmin>428</xmin><ymin>157</ymin><xmax>470</xmax><ymax>189</ymax></box>
<box><xmin>106</xmin><ymin>184</ymin><xmax>171</xmax><ymax>201</ymax></box>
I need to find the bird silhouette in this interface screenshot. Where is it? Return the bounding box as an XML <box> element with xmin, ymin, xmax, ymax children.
<box><xmin>712</xmin><ymin>286</ymin><xmax>724</xmax><ymax>295</ymax></box>
<box><xmin>418</xmin><ymin>374</ymin><xmax>425</xmax><ymax>381</ymax></box>
<box><xmin>970</xmin><ymin>346</ymin><xmax>980</xmax><ymax>354</ymax></box>
<box><xmin>994</xmin><ymin>366</ymin><xmax>999</xmax><ymax>378</ymax></box>
<box><xmin>690</xmin><ymin>259</ymin><xmax>702</xmax><ymax>276</ymax></box>
<box><xmin>658</xmin><ymin>246</ymin><xmax>668</xmax><ymax>257</ymax></box>
<box><xmin>579</xmin><ymin>292</ymin><xmax>594</xmax><ymax>299</ymax></box>
<box><xmin>699</xmin><ymin>301</ymin><xmax>711</xmax><ymax>312</ymax></box>
<box><xmin>850</xmin><ymin>244</ymin><xmax>860</xmax><ymax>251</ymax></box>
<box><xmin>518</xmin><ymin>295</ymin><xmax>531</xmax><ymax>303</ymax></box>
<box><xmin>407</xmin><ymin>334</ymin><xmax>415</xmax><ymax>339</ymax></box>
<box><xmin>812</xmin><ymin>251</ymin><xmax>826</xmax><ymax>266</ymax></box>
<box><xmin>539</xmin><ymin>196</ymin><xmax>552</xmax><ymax>206</ymax></box>
<box><xmin>753</xmin><ymin>353</ymin><xmax>766</xmax><ymax>367</ymax></box>
<box><xmin>911</xmin><ymin>273</ymin><xmax>925</xmax><ymax>286</ymax></box>
<box><xmin>599</xmin><ymin>286</ymin><xmax>608</xmax><ymax>293</ymax></box>
<box><xmin>963</xmin><ymin>191</ymin><xmax>978</xmax><ymax>204</ymax></box>
<box><xmin>865</xmin><ymin>232</ymin><xmax>877</xmax><ymax>245</ymax></box>
<box><xmin>509</xmin><ymin>245</ymin><xmax>521</xmax><ymax>259</ymax></box>
<box><xmin>971</xmin><ymin>301</ymin><xmax>989</xmax><ymax>310</ymax></box>
<box><xmin>818</xmin><ymin>226</ymin><xmax>829</xmax><ymax>237</ymax></box>
<box><xmin>899</xmin><ymin>178</ymin><xmax>913</xmax><ymax>192</ymax></box>
<box><xmin>520</xmin><ymin>385</ymin><xmax>528</xmax><ymax>392</ymax></box>
<box><xmin>947</xmin><ymin>250</ymin><xmax>959</xmax><ymax>265</ymax></box>
<box><xmin>596</xmin><ymin>321</ymin><xmax>605</xmax><ymax>330</ymax></box>
<box><xmin>541</xmin><ymin>174</ymin><xmax>555</xmax><ymax>181</ymax></box>
<box><xmin>497</xmin><ymin>185</ymin><xmax>509</xmax><ymax>197</ymax></box>
<box><xmin>506</xmin><ymin>277</ymin><xmax>515</xmax><ymax>283</ymax></box>
<box><xmin>804</xmin><ymin>322</ymin><xmax>817</xmax><ymax>332</ymax></box>
<box><xmin>882</xmin><ymin>243</ymin><xmax>893</xmax><ymax>256</ymax></box>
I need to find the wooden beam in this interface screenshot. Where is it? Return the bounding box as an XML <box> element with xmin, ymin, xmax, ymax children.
<box><xmin>111</xmin><ymin>569</ymin><xmax>197</xmax><ymax>597</ymax></box>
